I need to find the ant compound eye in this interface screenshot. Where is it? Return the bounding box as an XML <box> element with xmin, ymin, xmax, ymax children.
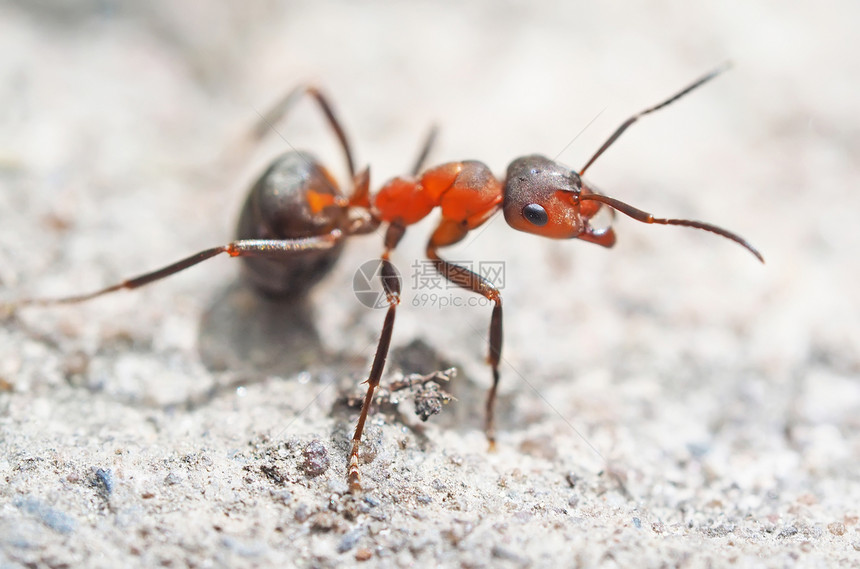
<box><xmin>522</xmin><ymin>203</ymin><xmax>548</xmax><ymax>226</ymax></box>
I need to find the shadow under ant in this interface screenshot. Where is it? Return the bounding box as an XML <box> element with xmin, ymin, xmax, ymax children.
<box><xmin>198</xmin><ymin>283</ymin><xmax>326</xmax><ymax>375</ymax></box>
<box><xmin>193</xmin><ymin>285</ymin><xmax>507</xmax><ymax>444</ymax></box>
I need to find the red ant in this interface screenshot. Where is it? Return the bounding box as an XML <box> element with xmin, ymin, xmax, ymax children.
<box><xmin>4</xmin><ymin>66</ymin><xmax>763</xmax><ymax>492</ymax></box>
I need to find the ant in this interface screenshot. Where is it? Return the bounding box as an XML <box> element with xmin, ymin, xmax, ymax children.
<box><xmin>3</xmin><ymin>65</ymin><xmax>763</xmax><ymax>493</ymax></box>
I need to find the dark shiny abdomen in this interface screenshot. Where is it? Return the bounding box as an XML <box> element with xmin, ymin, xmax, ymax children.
<box><xmin>235</xmin><ymin>152</ymin><xmax>348</xmax><ymax>298</ymax></box>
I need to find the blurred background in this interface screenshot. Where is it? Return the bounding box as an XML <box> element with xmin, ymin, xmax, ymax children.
<box><xmin>0</xmin><ymin>1</ymin><xmax>857</xmax><ymax>566</ymax></box>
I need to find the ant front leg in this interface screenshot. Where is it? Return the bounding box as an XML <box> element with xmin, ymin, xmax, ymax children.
<box><xmin>348</xmin><ymin>223</ymin><xmax>406</xmax><ymax>493</ymax></box>
<box><xmin>426</xmin><ymin>219</ymin><xmax>504</xmax><ymax>449</ymax></box>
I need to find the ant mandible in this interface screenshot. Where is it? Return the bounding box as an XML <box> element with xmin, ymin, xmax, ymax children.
<box><xmin>5</xmin><ymin>65</ymin><xmax>763</xmax><ymax>493</ymax></box>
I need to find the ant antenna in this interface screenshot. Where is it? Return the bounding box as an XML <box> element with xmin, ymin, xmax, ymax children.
<box><xmin>580</xmin><ymin>193</ymin><xmax>764</xmax><ymax>262</ymax></box>
<box><xmin>579</xmin><ymin>63</ymin><xmax>731</xmax><ymax>177</ymax></box>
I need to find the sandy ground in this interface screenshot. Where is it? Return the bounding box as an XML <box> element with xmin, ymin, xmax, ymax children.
<box><xmin>1</xmin><ymin>1</ymin><xmax>858</xmax><ymax>568</ymax></box>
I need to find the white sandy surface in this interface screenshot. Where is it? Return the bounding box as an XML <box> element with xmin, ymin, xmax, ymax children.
<box><xmin>1</xmin><ymin>2</ymin><xmax>858</xmax><ymax>567</ymax></box>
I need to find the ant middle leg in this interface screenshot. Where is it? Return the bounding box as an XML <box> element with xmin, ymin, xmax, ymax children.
<box><xmin>426</xmin><ymin>220</ymin><xmax>504</xmax><ymax>449</ymax></box>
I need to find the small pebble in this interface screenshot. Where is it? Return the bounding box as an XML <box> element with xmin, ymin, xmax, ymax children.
<box><xmin>337</xmin><ymin>528</ymin><xmax>363</xmax><ymax>553</ymax></box>
<box><xmin>827</xmin><ymin>522</ymin><xmax>845</xmax><ymax>536</ymax></box>
<box><xmin>92</xmin><ymin>467</ymin><xmax>113</xmax><ymax>496</ymax></box>
<box><xmin>302</xmin><ymin>440</ymin><xmax>329</xmax><ymax>477</ymax></box>
<box><xmin>355</xmin><ymin>548</ymin><xmax>373</xmax><ymax>561</ymax></box>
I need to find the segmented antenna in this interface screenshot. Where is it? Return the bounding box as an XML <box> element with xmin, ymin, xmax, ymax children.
<box><xmin>579</xmin><ymin>63</ymin><xmax>731</xmax><ymax>176</ymax></box>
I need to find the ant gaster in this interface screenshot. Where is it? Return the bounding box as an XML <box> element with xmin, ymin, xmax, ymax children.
<box><xmin>5</xmin><ymin>66</ymin><xmax>763</xmax><ymax>492</ymax></box>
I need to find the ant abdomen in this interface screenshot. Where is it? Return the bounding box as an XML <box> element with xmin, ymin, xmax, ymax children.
<box><xmin>235</xmin><ymin>152</ymin><xmax>348</xmax><ymax>298</ymax></box>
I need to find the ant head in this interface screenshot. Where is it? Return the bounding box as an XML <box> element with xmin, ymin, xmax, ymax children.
<box><xmin>503</xmin><ymin>155</ymin><xmax>763</xmax><ymax>261</ymax></box>
<box><xmin>503</xmin><ymin>155</ymin><xmax>616</xmax><ymax>245</ymax></box>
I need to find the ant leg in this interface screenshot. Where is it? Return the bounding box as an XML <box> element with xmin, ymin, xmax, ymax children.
<box><xmin>349</xmin><ymin>124</ymin><xmax>439</xmax><ymax>211</ymax></box>
<box><xmin>410</xmin><ymin>125</ymin><xmax>439</xmax><ymax>176</ymax></box>
<box><xmin>426</xmin><ymin>220</ymin><xmax>503</xmax><ymax>449</ymax></box>
<box><xmin>348</xmin><ymin>224</ymin><xmax>406</xmax><ymax>493</ymax></box>
<box><xmin>251</xmin><ymin>85</ymin><xmax>356</xmax><ymax>179</ymax></box>
<box><xmin>5</xmin><ymin>234</ymin><xmax>342</xmax><ymax>310</ymax></box>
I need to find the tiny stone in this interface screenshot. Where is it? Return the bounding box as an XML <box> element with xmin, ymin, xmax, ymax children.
<box><xmin>355</xmin><ymin>548</ymin><xmax>373</xmax><ymax>561</ymax></box>
<box><xmin>92</xmin><ymin>467</ymin><xmax>113</xmax><ymax>496</ymax></box>
<box><xmin>271</xmin><ymin>489</ymin><xmax>292</xmax><ymax>504</ymax></box>
<box><xmin>301</xmin><ymin>440</ymin><xmax>330</xmax><ymax>477</ymax></box>
<box><xmin>260</xmin><ymin>464</ymin><xmax>285</xmax><ymax>485</ymax></box>
<box><xmin>363</xmin><ymin>495</ymin><xmax>380</xmax><ymax>507</ymax></box>
<box><xmin>337</xmin><ymin>528</ymin><xmax>363</xmax><ymax>553</ymax></box>
<box><xmin>294</xmin><ymin>503</ymin><xmax>311</xmax><ymax>523</ymax></box>
<box><xmin>164</xmin><ymin>471</ymin><xmax>183</xmax><ymax>485</ymax></box>
<box><xmin>827</xmin><ymin>522</ymin><xmax>845</xmax><ymax>536</ymax></box>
